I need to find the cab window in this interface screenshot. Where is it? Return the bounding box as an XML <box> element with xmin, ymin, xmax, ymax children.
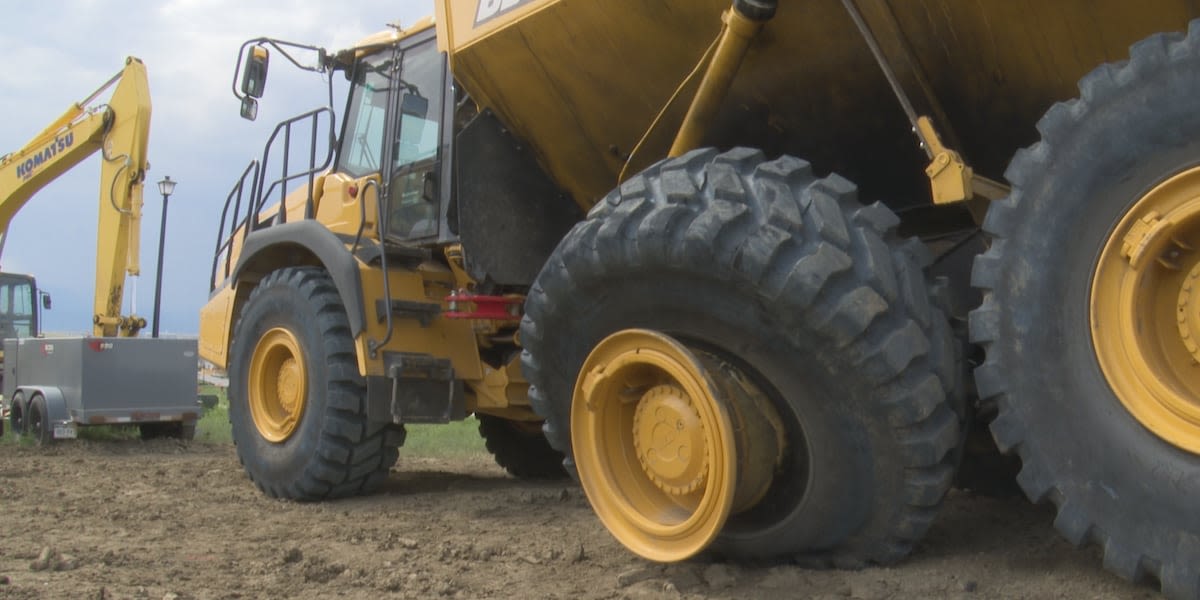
<box><xmin>387</xmin><ymin>40</ymin><xmax>445</xmax><ymax>241</ymax></box>
<box><xmin>338</xmin><ymin>52</ymin><xmax>393</xmax><ymax>178</ymax></box>
<box><xmin>0</xmin><ymin>276</ymin><xmax>34</xmax><ymax>338</ymax></box>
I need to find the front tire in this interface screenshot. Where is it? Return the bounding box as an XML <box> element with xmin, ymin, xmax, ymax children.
<box><xmin>477</xmin><ymin>415</ymin><xmax>567</xmax><ymax>479</ymax></box>
<box><xmin>228</xmin><ymin>267</ymin><xmax>403</xmax><ymax>500</ymax></box>
<box><xmin>971</xmin><ymin>24</ymin><xmax>1200</xmax><ymax>599</ymax></box>
<box><xmin>523</xmin><ymin>148</ymin><xmax>960</xmax><ymax>565</ymax></box>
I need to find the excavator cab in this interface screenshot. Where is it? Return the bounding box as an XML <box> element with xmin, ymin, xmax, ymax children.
<box><xmin>0</xmin><ymin>273</ymin><xmax>41</xmax><ymax>340</ymax></box>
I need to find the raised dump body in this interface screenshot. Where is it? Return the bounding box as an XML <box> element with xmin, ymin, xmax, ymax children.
<box><xmin>439</xmin><ymin>1</ymin><xmax>1197</xmax><ymax>211</ymax></box>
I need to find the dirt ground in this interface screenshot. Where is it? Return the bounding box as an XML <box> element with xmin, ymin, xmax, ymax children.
<box><xmin>0</xmin><ymin>440</ymin><xmax>1160</xmax><ymax>600</ymax></box>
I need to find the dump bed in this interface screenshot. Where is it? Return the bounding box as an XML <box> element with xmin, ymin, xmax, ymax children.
<box><xmin>437</xmin><ymin>0</ymin><xmax>1199</xmax><ymax>212</ymax></box>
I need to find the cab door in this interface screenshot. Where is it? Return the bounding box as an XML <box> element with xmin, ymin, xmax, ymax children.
<box><xmin>383</xmin><ymin>35</ymin><xmax>447</xmax><ymax>244</ymax></box>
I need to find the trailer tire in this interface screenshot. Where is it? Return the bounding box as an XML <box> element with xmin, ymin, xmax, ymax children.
<box><xmin>522</xmin><ymin>148</ymin><xmax>960</xmax><ymax>565</ymax></box>
<box><xmin>971</xmin><ymin>24</ymin><xmax>1200</xmax><ymax>599</ymax></box>
<box><xmin>8</xmin><ymin>392</ymin><xmax>26</xmax><ymax>437</ymax></box>
<box><xmin>28</xmin><ymin>394</ymin><xmax>52</xmax><ymax>446</ymax></box>
<box><xmin>477</xmin><ymin>415</ymin><xmax>567</xmax><ymax>479</ymax></box>
<box><xmin>228</xmin><ymin>266</ymin><xmax>403</xmax><ymax>500</ymax></box>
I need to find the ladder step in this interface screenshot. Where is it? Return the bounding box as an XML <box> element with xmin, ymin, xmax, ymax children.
<box><xmin>375</xmin><ymin>299</ymin><xmax>441</xmax><ymax>327</ymax></box>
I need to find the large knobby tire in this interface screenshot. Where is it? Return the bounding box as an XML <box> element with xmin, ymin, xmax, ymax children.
<box><xmin>522</xmin><ymin>148</ymin><xmax>960</xmax><ymax>565</ymax></box>
<box><xmin>971</xmin><ymin>24</ymin><xmax>1200</xmax><ymax>598</ymax></box>
<box><xmin>477</xmin><ymin>415</ymin><xmax>567</xmax><ymax>479</ymax></box>
<box><xmin>228</xmin><ymin>267</ymin><xmax>404</xmax><ymax>500</ymax></box>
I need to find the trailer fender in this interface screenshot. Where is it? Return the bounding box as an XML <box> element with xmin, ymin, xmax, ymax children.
<box><xmin>230</xmin><ymin>220</ymin><xmax>366</xmax><ymax>336</ymax></box>
<box><xmin>15</xmin><ymin>386</ymin><xmax>70</xmax><ymax>425</ymax></box>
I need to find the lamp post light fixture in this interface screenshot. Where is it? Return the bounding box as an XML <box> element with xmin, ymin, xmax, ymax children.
<box><xmin>152</xmin><ymin>175</ymin><xmax>176</xmax><ymax>338</ymax></box>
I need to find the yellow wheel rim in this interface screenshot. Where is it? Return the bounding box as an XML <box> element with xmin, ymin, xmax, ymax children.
<box><xmin>572</xmin><ymin>329</ymin><xmax>783</xmax><ymax>562</ymax></box>
<box><xmin>248</xmin><ymin>327</ymin><xmax>307</xmax><ymax>442</ymax></box>
<box><xmin>1092</xmin><ymin>166</ymin><xmax>1200</xmax><ymax>453</ymax></box>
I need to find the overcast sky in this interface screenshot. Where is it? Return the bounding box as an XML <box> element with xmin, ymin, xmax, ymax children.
<box><xmin>0</xmin><ymin>0</ymin><xmax>434</xmax><ymax>334</ymax></box>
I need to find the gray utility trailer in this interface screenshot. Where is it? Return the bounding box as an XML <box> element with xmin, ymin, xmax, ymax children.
<box><xmin>3</xmin><ymin>337</ymin><xmax>200</xmax><ymax>442</ymax></box>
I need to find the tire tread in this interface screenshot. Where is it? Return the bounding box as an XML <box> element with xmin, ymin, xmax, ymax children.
<box><xmin>522</xmin><ymin>147</ymin><xmax>960</xmax><ymax>565</ymax></box>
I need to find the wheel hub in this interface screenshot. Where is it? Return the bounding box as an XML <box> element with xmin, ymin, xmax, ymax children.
<box><xmin>632</xmin><ymin>384</ymin><xmax>709</xmax><ymax>496</ymax></box>
<box><xmin>571</xmin><ymin>329</ymin><xmax>784</xmax><ymax>562</ymax></box>
<box><xmin>276</xmin><ymin>357</ymin><xmax>303</xmax><ymax>415</ymax></box>
<box><xmin>1176</xmin><ymin>263</ymin><xmax>1200</xmax><ymax>363</ymax></box>
<box><xmin>1092</xmin><ymin>166</ymin><xmax>1200</xmax><ymax>453</ymax></box>
<box><xmin>248</xmin><ymin>328</ymin><xmax>307</xmax><ymax>443</ymax></box>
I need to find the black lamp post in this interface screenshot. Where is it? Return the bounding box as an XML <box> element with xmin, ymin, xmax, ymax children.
<box><xmin>152</xmin><ymin>175</ymin><xmax>176</xmax><ymax>338</ymax></box>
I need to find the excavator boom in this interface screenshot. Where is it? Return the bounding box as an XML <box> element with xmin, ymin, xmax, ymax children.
<box><xmin>0</xmin><ymin>57</ymin><xmax>151</xmax><ymax>337</ymax></box>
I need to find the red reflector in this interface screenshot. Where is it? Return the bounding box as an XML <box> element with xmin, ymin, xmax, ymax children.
<box><xmin>348</xmin><ymin>184</ymin><xmax>359</xmax><ymax>198</ymax></box>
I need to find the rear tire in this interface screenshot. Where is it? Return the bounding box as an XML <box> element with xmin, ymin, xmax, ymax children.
<box><xmin>8</xmin><ymin>392</ymin><xmax>25</xmax><ymax>437</ymax></box>
<box><xmin>523</xmin><ymin>148</ymin><xmax>960</xmax><ymax>565</ymax></box>
<box><xmin>971</xmin><ymin>24</ymin><xmax>1200</xmax><ymax>598</ymax></box>
<box><xmin>228</xmin><ymin>267</ymin><xmax>403</xmax><ymax>500</ymax></box>
<box><xmin>28</xmin><ymin>395</ymin><xmax>51</xmax><ymax>446</ymax></box>
<box><xmin>477</xmin><ymin>415</ymin><xmax>566</xmax><ymax>479</ymax></box>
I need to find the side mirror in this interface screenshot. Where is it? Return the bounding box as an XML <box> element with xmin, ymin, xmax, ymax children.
<box><xmin>400</xmin><ymin>92</ymin><xmax>429</xmax><ymax>120</ymax></box>
<box><xmin>40</xmin><ymin>292</ymin><xmax>51</xmax><ymax>310</ymax></box>
<box><xmin>241</xmin><ymin>45</ymin><xmax>269</xmax><ymax>99</ymax></box>
<box><xmin>240</xmin><ymin>96</ymin><xmax>259</xmax><ymax>121</ymax></box>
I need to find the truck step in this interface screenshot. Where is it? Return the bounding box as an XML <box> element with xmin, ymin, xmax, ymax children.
<box><xmin>365</xmin><ymin>352</ymin><xmax>465</xmax><ymax>424</ymax></box>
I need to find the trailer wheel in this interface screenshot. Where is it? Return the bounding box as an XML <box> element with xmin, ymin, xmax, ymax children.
<box><xmin>477</xmin><ymin>415</ymin><xmax>566</xmax><ymax>479</ymax></box>
<box><xmin>27</xmin><ymin>394</ymin><xmax>52</xmax><ymax>446</ymax></box>
<box><xmin>8</xmin><ymin>392</ymin><xmax>26</xmax><ymax>436</ymax></box>
<box><xmin>228</xmin><ymin>266</ymin><xmax>403</xmax><ymax>500</ymax></box>
<box><xmin>971</xmin><ymin>24</ymin><xmax>1200</xmax><ymax>598</ymax></box>
<box><xmin>522</xmin><ymin>148</ymin><xmax>960</xmax><ymax>565</ymax></box>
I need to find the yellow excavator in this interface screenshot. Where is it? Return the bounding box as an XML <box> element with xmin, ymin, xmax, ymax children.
<box><xmin>202</xmin><ymin>2</ymin><xmax>1200</xmax><ymax>597</ymax></box>
<box><xmin>0</xmin><ymin>57</ymin><xmax>150</xmax><ymax>338</ymax></box>
<box><xmin>1</xmin><ymin>57</ymin><xmax>199</xmax><ymax>443</ymax></box>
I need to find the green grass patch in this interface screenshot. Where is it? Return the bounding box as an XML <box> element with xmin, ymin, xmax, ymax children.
<box><xmin>195</xmin><ymin>384</ymin><xmax>232</xmax><ymax>443</ymax></box>
<box><xmin>0</xmin><ymin>428</ymin><xmax>34</xmax><ymax>446</ymax></box>
<box><xmin>4</xmin><ymin>383</ymin><xmax>488</xmax><ymax>457</ymax></box>
<box><xmin>195</xmin><ymin>382</ymin><xmax>485</xmax><ymax>456</ymax></box>
<box><xmin>0</xmin><ymin>421</ymin><xmax>139</xmax><ymax>443</ymax></box>
<box><xmin>402</xmin><ymin>417</ymin><xmax>487</xmax><ymax>457</ymax></box>
<box><xmin>77</xmin><ymin>425</ymin><xmax>139</xmax><ymax>441</ymax></box>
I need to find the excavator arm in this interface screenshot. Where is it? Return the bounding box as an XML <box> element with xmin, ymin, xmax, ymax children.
<box><xmin>0</xmin><ymin>57</ymin><xmax>151</xmax><ymax>337</ymax></box>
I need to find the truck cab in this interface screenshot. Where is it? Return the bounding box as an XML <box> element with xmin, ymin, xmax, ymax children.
<box><xmin>198</xmin><ymin>17</ymin><xmax>579</xmax><ymax>502</ymax></box>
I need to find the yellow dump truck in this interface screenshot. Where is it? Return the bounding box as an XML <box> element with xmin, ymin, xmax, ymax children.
<box><xmin>200</xmin><ymin>1</ymin><xmax>1200</xmax><ymax>596</ymax></box>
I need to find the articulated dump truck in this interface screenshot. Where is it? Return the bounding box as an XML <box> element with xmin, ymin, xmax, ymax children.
<box><xmin>199</xmin><ymin>0</ymin><xmax>1200</xmax><ymax>596</ymax></box>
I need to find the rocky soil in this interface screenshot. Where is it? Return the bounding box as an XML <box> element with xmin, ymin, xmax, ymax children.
<box><xmin>0</xmin><ymin>440</ymin><xmax>1159</xmax><ymax>599</ymax></box>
